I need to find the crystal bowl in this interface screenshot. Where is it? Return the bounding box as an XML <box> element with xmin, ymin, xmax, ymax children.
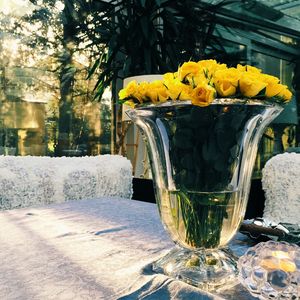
<box><xmin>238</xmin><ymin>241</ymin><xmax>300</xmax><ymax>299</ymax></box>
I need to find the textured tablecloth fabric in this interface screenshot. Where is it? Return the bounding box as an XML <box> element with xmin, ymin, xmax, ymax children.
<box><xmin>0</xmin><ymin>197</ymin><xmax>255</xmax><ymax>300</ymax></box>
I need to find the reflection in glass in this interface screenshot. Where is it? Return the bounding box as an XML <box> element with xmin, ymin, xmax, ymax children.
<box><xmin>0</xmin><ymin>0</ymin><xmax>112</xmax><ymax>156</ymax></box>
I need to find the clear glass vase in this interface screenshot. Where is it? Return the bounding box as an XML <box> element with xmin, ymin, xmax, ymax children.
<box><xmin>127</xmin><ymin>99</ymin><xmax>283</xmax><ymax>291</ymax></box>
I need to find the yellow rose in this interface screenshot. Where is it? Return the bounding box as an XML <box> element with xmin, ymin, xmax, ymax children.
<box><xmin>198</xmin><ymin>59</ymin><xmax>227</xmax><ymax>78</ymax></box>
<box><xmin>178</xmin><ymin>61</ymin><xmax>201</xmax><ymax>82</ymax></box>
<box><xmin>191</xmin><ymin>73</ymin><xmax>209</xmax><ymax>87</ymax></box>
<box><xmin>260</xmin><ymin>74</ymin><xmax>283</xmax><ymax>98</ymax></box>
<box><xmin>214</xmin><ymin>63</ymin><xmax>227</xmax><ymax>72</ymax></box>
<box><xmin>265</xmin><ymin>83</ymin><xmax>285</xmax><ymax>98</ymax></box>
<box><xmin>213</xmin><ymin>68</ymin><xmax>241</xmax><ymax>97</ymax></box>
<box><xmin>237</xmin><ymin>64</ymin><xmax>262</xmax><ymax>74</ymax></box>
<box><xmin>197</xmin><ymin>59</ymin><xmax>226</xmax><ymax>71</ymax></box>
<box><xmin>136</xmin><ymin>82</ymin><xmax>149</xmax><ymax>103</ymax></box>
<box><xmin>124</xmin><ymin>100</ymin><xmax>136</xmax><ymax>108</ymax></box>
<box><xmin>190</xmin><ymin>83</ymin><xmax>216</xmax><ymax>107</ymax></box>
<box><xmin>262</xmin><ymin>74</ymin><xmax>280</xmax><ymax>85</ymax></box>
<box><xmin>118</xmin><ymin>80</ymin><xmax>139</xmax><ymax>100</ymax></box>
<box><xmin>120</xmin><ymin>61</ymin><xmax>293</xmax><ymax>107</ymax></box>
<box><xmin>239</xmin><ymin>73</ymin><xmax>267</xmax><ymax>98</ymax></box>
<box><xmin>153</xmin><ymin>80</ymin><xmax>169</xmax><ymax>102</ymax></box>
<box><xmin>145</xmin><ymin>80</ymin><xmax>169</xmax><ymax>103</ymax></box>
<box><xmin>163</xmin><ymin>72</ymin><xmax>178</xmax><ymax>81</ymax></box>
<box><xmin>165</xmin><ymin>78</ymin><xmax>192</xmax><ymax>100</ymax></box>
<box><xmin>278</xmin><ymin>85</ymin><xmax>292</xmax><ymax>102</ymax></box>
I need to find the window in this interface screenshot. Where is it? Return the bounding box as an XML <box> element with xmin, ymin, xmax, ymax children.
<box><xmin>0</xmin><ymin>0</ymin><xmax>111</xmax><ymax>156</ymax></box>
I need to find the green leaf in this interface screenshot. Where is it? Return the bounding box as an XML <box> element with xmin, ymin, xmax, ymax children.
<box><xmin>180</xmin><ymin>154</ymin><xmax>195</xmax><ymax>170</ymax></box>
<box><xmin>122</xmin><ymin>56</ymin><xmax>132</xmax><ymax>77</ymax></box>
<box><xmin>157</xmin><ymin>0</ymin><xmax>170</xmax><ymax>6</ymax></box>
<box><xmin>230</xmin><ymin>145</ymin><xmax>240</xmax><ymax>159</ymax></box>
<box><xmin>144</xmin><ymin>48</ymin><xmax>152</xmax><ymax>73</ymax></box>
<box><xmin>140</xmin><ymin>0</ymin><xmax>147</xmax><ymax>7</ymax></box>
<box><xmin>202</xmin><ymin>135</ymin><xmax>219</xmax><ymax>163</ymax></box>
<box><xmin>92</xmin><ymin>68</ymin><xmax>111</xmax><ymax>92</ymax></box>
<box><xmin>173</xmin><ymin>128</ymin><xmax>193</xmax><ymax>149</ymax></box>
<box><xmin>255</xmin><ymin>87</ymin><xmax>267</xmax><ymax>99</ymax></box>
<box><xmin>87</xmin><ymin>57</ymin><xmax>100</xmax><ymax>79</ymax></box>
<box><xmin>140</xmin><ymin>16</ymin><xmax>149</xmax><ymax>39</ymax></box>
<box><xmin>93</xmin><ymin>83</ymin><xmax>105</xmax><ymax>101</ymax></box>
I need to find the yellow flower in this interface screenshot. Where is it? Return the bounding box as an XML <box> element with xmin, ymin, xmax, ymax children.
<box><xmin>278</xmin><ymin>85</ymin><xmax>293</xmax><ymax>102</ymax></box>
<box><xmin>136</xmin><ymin>82</ymin><xmax>149</xmax><ymax>103</ymax></box>
<box><xmin>163</xmin><ymin>72</ymin><xmax>178</xmax><ymax>81</ymax></box>
<box><xmin>262</xmin><ymin>74</ymin><xmax>280</xmax><ymax>84</ymax></box>
<box><xmin>178</xmin><ymin>61</ymin><xmax>201</xmax><ymax>82</ymax></box>
<box><xmin>266</xmin><ymin>83</ymin><xmax>285</xmax><ymax>98</ymax></box>
<box><xmin>190</xmin><ymin>83</ymin><xmax>216</xmax><ymax>107</ymax></box>
<box><xmin>237</xmin><ymin>64</ymin><xmax>262</xmax><ymax>74</ymax></box>
<box><xmin>239</xmin><ymin>72</ymin><xmax>267</xmax><ymax>98</ymax></box>
<box><xmin>145</xmin><ymin>80</ymin><xmax>169</xmax><ymax>103</ymax></box>
<box><xmin>118</xmin><ymin>80</ymin><xmax>139</xmax><ymax>100</ymax></box>
<box><xmin>260</xmin><ymin>74</ymin><xmax>283</xmax><ymax>98</ymax></box>
<box><xmin>191</xmin><ymin>73</ymin><xmax>209</xmax><ymax>87</ymax></box>
<box><xmin>198</xmin><ymin>59</ymin><xmax>227</xmax><ymax>77</ymax></box>
<box><xmin>120</xmin><ymin>60</ymin><xmax>293</xmax><ymax>107</ymax></box>
<box><xmin>213</xmin><ymin>68</ymin><xmax>241</xmax><ymax>97</ymax></box>
<box><xmin>178</xmin><ymin>60</ymin><xmax>227</xmax><ymax>87</ymax></box>
<box><xmin>124</xmin><ymin>100</ymin><xmax>136</xmax><ymax>108</ymax></box>
<box><xmin>198</xmin><ymin>59</ymin><xmax>226</xmax><ymax>70</ymax></box>
<box><xmin>165</xmin><ymin>78</ymin><xmax>192</xmax><ymax>100</ymax></box>
<box><xmin>197</xmin><ymin>59</ymin><xmax>218</xmax><ymax>68</ymax></box>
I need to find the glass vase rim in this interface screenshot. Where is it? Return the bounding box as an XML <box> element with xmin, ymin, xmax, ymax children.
<box><xmin>132</xmin><ymin>98</ymin><xmax>284</xmax><ymax>110</ymax></box>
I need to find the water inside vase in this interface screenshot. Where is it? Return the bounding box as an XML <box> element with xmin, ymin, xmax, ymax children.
<box><xmin>159</xmin><ymin>189</ymin><xmax>242</xmax><ymax>249</ymax></box>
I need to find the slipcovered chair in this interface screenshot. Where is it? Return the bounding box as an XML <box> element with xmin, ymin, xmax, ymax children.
<box><xmin>262</xmin><ymin>152</ymin><xmax>300</xmax><ymax>224</ymax></box>
<box><xmin>0</xmin><ymin>155</ymin><xmax>132</xmax><ymax>210</ymax></box>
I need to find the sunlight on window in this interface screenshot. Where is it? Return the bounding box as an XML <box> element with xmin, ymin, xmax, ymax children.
<box><xmin>47</xmin><ymin>26</ymin><xmax>56</xmax><ymax>43</ymax></box>
<box><xmin>102</xmin><ymin>88</ymin><xmax>112</xmax><ymax>104</ymax></box>
<box><xmin>0</xmin><ymin>0</ymin><xmax>112</xmax><ymax>156</ymax></box>
<box><xmin>24</xmin><ymin>91</ymin><xmax>52</xmax><ymax>103</ymax></box>
<box><xmin>0</xmin><ymin>0</ymin><xmax>35</xmax><ymax>16</ymax></box>
<box><xmin>73</xmin><ymin>52</ymin><xmax>89</xmax><ymax>67</ymax></box>
<box><xmin>2</xmin><ymin>38</ymin><xmax>20</xmax><ymax>57</ymax></box>
<box><xmin>55</xmin><ymin>1</ymin><xmax>65</xmax><ymax>12</ymax></box>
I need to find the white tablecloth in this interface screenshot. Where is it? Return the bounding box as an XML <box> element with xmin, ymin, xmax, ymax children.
<box><xmin>0</xmin><ymin>197</ymin><xmax>255</xmax><ymax>300</ymax></box>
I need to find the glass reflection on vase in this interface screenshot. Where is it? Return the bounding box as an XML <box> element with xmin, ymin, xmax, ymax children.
<box><xmin>127</xmin><ymin>99</ymin><xmax>282</xmax><ymax>291</ymax></box>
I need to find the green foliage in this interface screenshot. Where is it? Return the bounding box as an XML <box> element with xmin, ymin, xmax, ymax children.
<box><xmin>88</xmin><ymin>0</ymin><xmax>238</xmax><ymax>100</ymax></box>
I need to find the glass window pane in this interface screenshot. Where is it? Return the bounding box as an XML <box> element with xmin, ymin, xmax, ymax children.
<box><xmin>0</xmin><ymin>0</ymin><xmax>111</xmax><ymax>156</ymax></box>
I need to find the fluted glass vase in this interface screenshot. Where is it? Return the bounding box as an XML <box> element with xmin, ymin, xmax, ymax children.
<box><xmin>126</xmin><ymin>99</ymin><xmax>282</xmax><ymax>291</ymax></box>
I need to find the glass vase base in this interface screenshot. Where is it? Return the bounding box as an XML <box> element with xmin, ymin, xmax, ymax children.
<box><xmin>152</xmin><ymin>246</ymin><xmax>239</xmax><ymax>292</ymax></box>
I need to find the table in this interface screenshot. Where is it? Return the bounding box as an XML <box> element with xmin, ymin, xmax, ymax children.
<box><xmin>0</xmin><ymin>197</ymin><xmax>256</xmax><ymax>300</ymax></box>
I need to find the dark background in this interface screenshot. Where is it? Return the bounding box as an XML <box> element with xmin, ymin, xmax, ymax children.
<box><xmin>132</xmin><ymin>178</ymin><xmax>265</xmax><ymax>220</ymax></box>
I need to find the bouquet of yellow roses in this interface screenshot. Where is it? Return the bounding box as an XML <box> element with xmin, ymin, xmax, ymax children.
<box><xmin>119</xmin><ymin>59</ymin><xmax>292</xmax><ymax>107</ymax></box>
<box><xmin>120</xmin><ymin>60</ymin><xmax>292</xmax><ymax>249</ymax></box>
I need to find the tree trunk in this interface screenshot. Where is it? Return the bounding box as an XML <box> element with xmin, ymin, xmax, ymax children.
<box><xmin>55</xmin><ymin>1</ymin><xmax>77</xmax><ymax>156</ymax></box>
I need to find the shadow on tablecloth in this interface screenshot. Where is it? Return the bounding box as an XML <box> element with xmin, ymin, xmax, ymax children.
<box><xmin>116</xmin><ymin>233</ymin><xmax>257</xmax><ymax>300</ymax></box>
